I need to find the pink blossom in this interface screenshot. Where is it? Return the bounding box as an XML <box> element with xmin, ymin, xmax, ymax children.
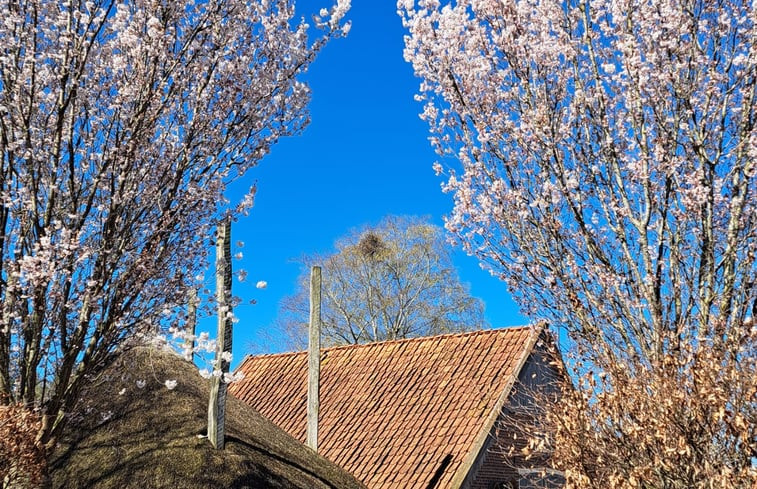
<box><xmin>400</xmin><ymin>1</ymin><xmax>756</xmax><ymax>481</ymax></box>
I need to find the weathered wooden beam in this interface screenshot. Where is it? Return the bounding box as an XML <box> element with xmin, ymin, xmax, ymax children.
<box><xmin>307</xmin><ymin>266</ymin><xmax>321</xmax><ymax>452</ymax></box>
<box><xmin>208</xmin><ymin>216</ymin><xmax>232</xmax><ymax>450</ymax></box>
<box><xmin>184</xmin><ymin>288</ymin><xmax>198</xmax><ymax>362</ymax></box>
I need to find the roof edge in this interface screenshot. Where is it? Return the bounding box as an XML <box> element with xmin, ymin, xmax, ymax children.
<box><xmin>448</xmin><ymin>322</ymin><xmax>547</xmax><ymax>489</ymax></box>
<box><xmin>236</xmin><ymin>325</ymin><xmax>533</xmax><ymax>365</ymax></box>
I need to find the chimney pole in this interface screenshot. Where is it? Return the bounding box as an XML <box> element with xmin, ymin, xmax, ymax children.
<box><xmin>208</xmin><ymin>216</ymin><xmax>232</xmax><ymax>449</ymax></box>
<box><xmin>307</xmin><ymin>266</ymin><xmax>321</xmax><ymax>452</ymax></box>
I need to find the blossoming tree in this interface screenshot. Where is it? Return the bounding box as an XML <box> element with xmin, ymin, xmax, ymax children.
<box><xmin>400</xmin><ymin>0</ymin><xmax>756</xmax><ymax>486</ymax></box>
<box><xmin>0</xmin><ymin>0</ymin><xmax>349</xmax><ymax>450</ymax></box>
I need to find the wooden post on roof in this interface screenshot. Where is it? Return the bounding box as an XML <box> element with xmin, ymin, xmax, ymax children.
<box><xmin>307</xmin><ymin>266</ymin><xmax>322</xmax><ymax>452</ymax></box>
<box><xmin>208</xmin><ymin>216</ymin><xmax>233</xmax><ymax>450</ymax></box>
<box><xmin>184</xmin><ymin>288</ymin><xmax>198</xmax><ymax>362</ymax></box>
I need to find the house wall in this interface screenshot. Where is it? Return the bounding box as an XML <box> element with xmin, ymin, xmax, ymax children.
<box><xmin>464</xmin><ymin>434</ymin><xmax>519</xmax><ymax>489</ymax></box>
<box><xmin>460</xmin><ymin>341</ymin><xmax>562</xmax><ymax>489</ymax></box>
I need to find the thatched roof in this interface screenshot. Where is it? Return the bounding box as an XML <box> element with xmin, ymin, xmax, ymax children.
<box><xmin>50</xmin><ymin>346</ymin><xmax>364</xmax><ymax>489</ymax></box>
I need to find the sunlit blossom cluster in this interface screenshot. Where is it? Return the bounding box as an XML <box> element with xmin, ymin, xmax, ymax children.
<box><xmin>401</xmin><ymin>0</ymin><xmax>755</xmax><ymax>485</ymax></box>
<box><xmin>0</xmin><ymin>0</ymin><xmax>348</xmax><ymax>448</ymax></box>
<box><xmin>400</xmin><ymin>0</ymin><xmax>755</xmax><ymax>364</ymax></box>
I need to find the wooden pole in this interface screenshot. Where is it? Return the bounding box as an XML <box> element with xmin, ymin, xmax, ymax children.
<box><xmin>306</xmin><ymin>266</ymin><xmax>321</xmax><ymax>452</ymax></box>
<box><xmin>208</xmin><ymin>216</ymin><xmax>232</xmax><ymax>450</ymax></box>
<box><xmin>184</xmin><ymin>288</ymin><xmax>198</xmax><ymax>362</ymax></box>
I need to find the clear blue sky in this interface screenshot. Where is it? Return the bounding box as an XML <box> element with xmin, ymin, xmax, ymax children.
<box><xmin>222</xmin><ymin>1</ymin><xmax>526</xmax><ymax>360</ymax></box>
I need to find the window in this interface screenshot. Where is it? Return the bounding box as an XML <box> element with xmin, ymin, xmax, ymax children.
<box><xmin>517</xmin><ymin>468</ymin><xmax>565</xmax><ymax>489</ymax></box>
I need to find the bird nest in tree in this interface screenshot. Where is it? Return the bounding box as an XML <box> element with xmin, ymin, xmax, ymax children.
<box><xmin>357</xmin><ymin>232</ymin><xmax>386</xmax><ymax>259</ymax></box>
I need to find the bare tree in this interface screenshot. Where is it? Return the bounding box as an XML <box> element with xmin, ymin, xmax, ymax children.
<box><xmin>401</xmin><ymin>0</ymin><xmax>756</xmax><ymax>486</ymax></box>
<box><xmin>0</xmin><ymin>0</ymin><xmax>349</xmax><ymax>450</ymax></box>
<box><xmin>278</xmin><ymin>216</ymin><xmax>487</xmax><ymax>347</ymax></box>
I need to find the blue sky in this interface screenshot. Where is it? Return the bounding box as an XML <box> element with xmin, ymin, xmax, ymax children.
<box><xmin>223</xmin><ymin>0</ymin><xmax>525</xmax><ymax>359</ymax></box>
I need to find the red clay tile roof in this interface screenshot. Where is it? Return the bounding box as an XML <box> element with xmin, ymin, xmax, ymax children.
<box><xmin>230</xmin><ymin>326</ymin><xmax>539</xmax><ymax>489</ymax></box>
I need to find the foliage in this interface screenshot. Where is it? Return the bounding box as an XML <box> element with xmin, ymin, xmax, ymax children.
<box><xmin>0</xmin><ymin>403</ymin><xmax>45</xmax><ymax>488</ymax></box>
<box><xmin>278</xmin><ymin>216</ymin><xmax>486</xmax><ymax>347</ymax></box>
<box><xmin>400</xmin><ymin>0</ymin><xmax>756</xmax><ymax>486</ymax></box>
<box><xmin>549</xmin><ymin>331</ymin><xmax>756</xmax><ymax>488</ymax></box>
<box><xmin>0</xmin><ymin>0</ymin><xmax>349</xmax><ymax>449</ymax></box>
<box><xmin>498</xmin><ymin>332</ymin><xmax>756</xmax><ymax>488</ymax></box>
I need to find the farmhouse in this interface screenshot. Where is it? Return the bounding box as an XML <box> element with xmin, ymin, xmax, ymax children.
<box><xmin>230</xmin><ymin>326</ymin><xmax>563</xmax><ymax>489</ymax></box>
<box><xmin>50</xmin><ymin>346</ymin><xmax>364</xmax><ymax>489</ymax></box>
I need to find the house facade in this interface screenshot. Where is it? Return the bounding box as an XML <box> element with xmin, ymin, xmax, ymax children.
<box><xmin>460</xmin><ymin>337</ymin><xmax>565</xmax><ymax>489</ymax></box>
<box><xmin>230</xmin><ymin>326</ymin><xmax>563</xmax><ymax>489</ymax></box>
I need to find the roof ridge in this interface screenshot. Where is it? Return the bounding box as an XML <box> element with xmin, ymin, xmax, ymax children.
<box><xmin>322</xmin><ymin>324</ymin><xmax>534</xmax><ymax>353</ymax></box>
<box><xmin>240</xmin><ymin>325</ymin><xmax>536</xmax><ymax>362</ymax></box>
